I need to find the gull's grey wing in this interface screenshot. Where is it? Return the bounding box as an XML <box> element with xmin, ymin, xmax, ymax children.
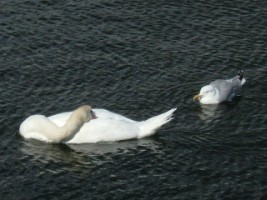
<box><xmin>210</xmin><ymin>79</ymin><xmax>233</xmax><ymax>101</ymax></box>
<box><xmin>227</xmin><ymin>76</ymin><xmax>243</xmax><ymax>93</ymax></box>
<box><xmin>210</xmin><ymin>71</ymin><xmax>245</xmax><ymax>102</ymax></box>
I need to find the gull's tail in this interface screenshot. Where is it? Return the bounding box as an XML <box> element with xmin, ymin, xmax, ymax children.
<box><xmin>238</xmin><ymin>70</ymin><xmax>246</xmax><ymax>85</ymax></box>
<box><xmin>138</xmin><ymin>108</ymin><xmax>176</xmax><ymax>139</ymax></box>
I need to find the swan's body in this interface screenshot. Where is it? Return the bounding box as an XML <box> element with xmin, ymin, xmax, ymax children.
<box><xmin>193</xmin><ymin>71</ymin><xmax>246</xmax><ymax>104</ymax></box>
<box><xmin>19</xmin><ymin>105</ymin><xmax>176</xmax><ymax>144</ymax></box>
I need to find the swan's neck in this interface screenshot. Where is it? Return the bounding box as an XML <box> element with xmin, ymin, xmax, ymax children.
<box><xmin>39</xmin><ymin>109</ymin><xmax>87</xmax><ymax>143</ymax></box>
<box><xmin>20</xmin><ymin>105</ymin><xmax>92</xmax><ymax>143</ymax></box>
<box><xmin>60</xmin><ymin>113</ymin><xmax>85</xmax><ymax>141</ymax></box>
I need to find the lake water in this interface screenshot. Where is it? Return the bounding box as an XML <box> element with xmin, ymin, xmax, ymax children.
<box><xmin>1</xmin><ymin>0</ymin><xmax>267</xmax><ymax>199</ymax></box>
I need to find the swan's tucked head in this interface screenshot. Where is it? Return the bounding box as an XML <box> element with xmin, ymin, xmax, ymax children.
<box><xmin>193</xmin><ymin>85</ymin><xmax>216</xmax><ymax>103</ymax></box>
<box><xmin>75</xmin><ymin>105</ymin><xmax>97</xmax><ymax>123</ymax></box>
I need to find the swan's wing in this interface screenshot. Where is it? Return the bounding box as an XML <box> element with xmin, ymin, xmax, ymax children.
<box><xmin>66</xmin><ymin>118</ymin><xmax>140</xmax><ymax>144</ymax></box>
<box><xmin>48</xmin><ymin>109</ymin><xmax>135</xmax><ymax>126</ymax></box>
<box><xmin>48</xmin><ymin>112</ymin><xmax>72</xmax><ymax>127</ymax></box>
<box><xmin>93</xmin><ymin>109</ymin><xmax>136</xmax><ymax>123</ymax></box>
<box><xmin>47</xmin><ymin>109</ymin><xmax>140</xmax><ymax>144</ymax></box>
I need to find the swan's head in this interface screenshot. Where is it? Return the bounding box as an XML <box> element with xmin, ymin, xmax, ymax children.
<box><xmin>76</xmin><ymin>105</ymin><xmax>97</xmax><ymax>123</ymax></box>
<box><xmin>193</xmin><ymin>85</ymin><xmax>217</xmax><ymax>104</ymax></box>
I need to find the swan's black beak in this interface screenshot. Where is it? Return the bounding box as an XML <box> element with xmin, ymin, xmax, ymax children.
<box><xmin>90</xmin><ymin>110</ymin><xmax>97</xmax><ymax>119</ymax></box>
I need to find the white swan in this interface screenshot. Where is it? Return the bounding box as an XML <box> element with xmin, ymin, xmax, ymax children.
<box><xmin>19</xmin><ymin>105</ymin><xmax>176</xmax><ymax>144</ymax></box>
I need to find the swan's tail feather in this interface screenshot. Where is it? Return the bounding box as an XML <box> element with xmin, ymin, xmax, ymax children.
<box><xmin>138</xmin><ymin>108</ymin><xmax>176</xmax><ymax>139</ymax></box>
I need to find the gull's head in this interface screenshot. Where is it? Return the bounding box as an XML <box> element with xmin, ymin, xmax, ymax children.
<box><xmin>193</xmin><ymin>85</ymin><xmax>217</xmax><ymax>104</ymax></box>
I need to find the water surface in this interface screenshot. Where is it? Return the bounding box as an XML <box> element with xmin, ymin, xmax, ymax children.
<box><xmin>1</xmin><ymin>0</ymin><xmax>267</xmax><ymax>199</ymax></box>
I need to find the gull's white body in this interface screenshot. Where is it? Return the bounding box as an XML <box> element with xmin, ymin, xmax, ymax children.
<box><xmin>20</xmin><ymin>108</ymin><xmax>176</xmax><ymax>144</ymax></box>
<box><xmin>195</xmin><ymin>72</ymin><xmax>246</xmax><ymax>104</ymax></box>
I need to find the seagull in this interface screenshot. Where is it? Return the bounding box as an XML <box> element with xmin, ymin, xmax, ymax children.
<box><xmin>193</xmin><ymin>71</ymin><xmax>246</xmax><ymax>104</ymax></box>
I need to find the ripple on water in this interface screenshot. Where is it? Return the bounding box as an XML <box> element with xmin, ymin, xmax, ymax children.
<box><xmin>0</xmin><ymin>0</ymin><xmax>267</xmax><ymax>199</ymax></box>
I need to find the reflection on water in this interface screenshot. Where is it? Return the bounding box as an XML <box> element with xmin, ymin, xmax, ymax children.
<box><xmin>197</xmin><ymin>104</ymin><xmax>229</xmax><ymax>122</ymax></box>
<box><xmin>68</xmin><ymin>138</ymin><xmax>162</xmax><ymax>155</ymax></box>
<box><xmin>19</xmin><ymin>138</ymin><xmax>162</xmax><ymax>166</ymax></box>
<box><xmin>197</xmin><ymin>97</ymin><xmax>242</xmax><ymax>123</ymax></box>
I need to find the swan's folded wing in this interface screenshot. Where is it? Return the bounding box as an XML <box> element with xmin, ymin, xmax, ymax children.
<box><xmin>93</xmin><ymin>109</ymin><xmax>136</xmax><ymax>123</ymax></box>
<box><xmin>66</xmin><ymin>118</ymin><xmax>139</xmax><ymax>144</ymax></box>
<box><xmin>48</xmin><ymin>112</ymin><xmax>72</xmax><ymax>127</ymax></box>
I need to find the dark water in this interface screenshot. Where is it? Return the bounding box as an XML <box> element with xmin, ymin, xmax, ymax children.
<box><xmin>1</xmin><ymin>0</ymin><xmax>267</xmax><ymax>199</ymax></box>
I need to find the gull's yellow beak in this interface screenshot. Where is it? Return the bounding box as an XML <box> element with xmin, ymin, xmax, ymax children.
<box><xmin>193</xmin><ymin>94</ymin><xmax>202</xmax><ymax>101</ymax></box>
